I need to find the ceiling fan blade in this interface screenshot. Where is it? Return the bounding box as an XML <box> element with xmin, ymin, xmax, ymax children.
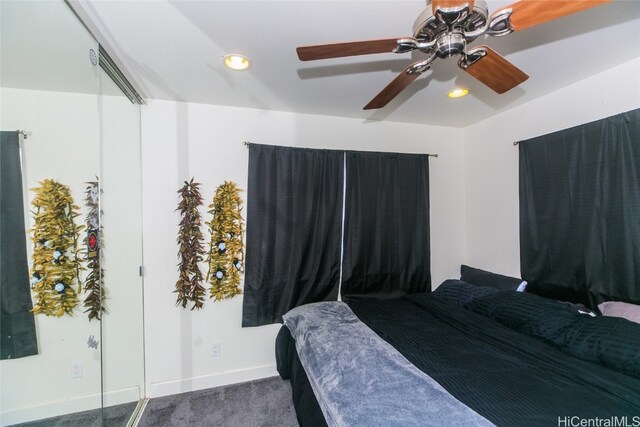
<box><xmin>495</xmin><ymin>0</ymin><xmax>610</xmax><ymax>32</ymax></box>
<box><xmin>297</xmin><ymin>39</ymin><xmax>400</xmax><ymax>61</ymax></box>
<box><xmin>459</xmin><ymin>45</ymin><xmax>528</xmax><ymax>94</ymax></box>
<box><xmin>432</xmin><ymin>0</ymin><xmax>475</xmax><ymax>14</ymax></box>
<box><xmin>363</xmin><ymin>64</ymin><xmax>423</xmax><ymax>110</ymax></box>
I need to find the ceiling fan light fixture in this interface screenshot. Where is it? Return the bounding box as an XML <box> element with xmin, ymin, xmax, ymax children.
<box><xmin>447</xmin><ymin>88</ymin><xmax>469</xmax><ymax>98</ymax></box>
<box><xmin>223</xmin><ymin>54</ymin><xmax>250</xmax><ymax>71</ymax></box>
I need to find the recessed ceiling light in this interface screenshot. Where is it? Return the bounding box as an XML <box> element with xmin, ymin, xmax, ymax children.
<box><xmin>223</xmin><ymin>54</ymin><xmax>250</xmax><ymax>71</ymax></box>
<box><xmin>447</xmin><ymin>88</ymin><xmax>469</xmax><ymax>99</ymax></box>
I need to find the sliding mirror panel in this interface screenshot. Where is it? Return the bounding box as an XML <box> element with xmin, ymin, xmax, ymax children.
<box><xmin>0</xmin><ymin>0</ymin><xmax>102</xmax><ymax>424</ymax></box>
<box><xmin>98</xmin><ymin>58</ymin><xmax>145</xmax><ymax>424</ymax></box>
<box><xmin>1</xmin><ymin>1</ymin><xmax>146</xmax><ymax>425</ymax></box>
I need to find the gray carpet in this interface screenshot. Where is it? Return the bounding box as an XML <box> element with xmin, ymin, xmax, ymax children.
<box><xmin>12</xmin><ymin>401</ymin><xmax>138</xmax><ymax>427</ymax></box>
<box><xmin>138</xmin><ymin>376</ymin><xmax>299</xmax><ymax>427</ymax></box>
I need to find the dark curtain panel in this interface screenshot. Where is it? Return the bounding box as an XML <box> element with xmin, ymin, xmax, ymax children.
<box><xmin>341</xmin><ymin>151</ymin><xmax>431</xmax><ymax>298</ymax></box>
<box><xmin>1</xmin><ymin>131</ymin><xmax>38</xmax><ymax>359</ymax></box>
<box><xmin>519</xmin><ymin>109</ymin><xmax>640</xmax><ymax>308</ymax></box>
<box><xmin>242</xmin><ymin>144</ymin><xmax>344</xmax><ymax>327</ymax></box>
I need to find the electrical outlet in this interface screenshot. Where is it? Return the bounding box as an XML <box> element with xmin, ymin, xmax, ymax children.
<box><xmin>71</xmin><ymin>361</ymin><xmax>83</xmax><ymax>378</ymax></box>
<box><xmin>211</xmin><ymin>342</ymin><xmax>222</xmax><ymax>358</ymax></box>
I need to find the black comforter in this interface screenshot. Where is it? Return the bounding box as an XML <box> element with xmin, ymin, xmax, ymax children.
<box><xmin>278</xmin><ymin>294</ymin><xmax>640</xmax><ymax>426</ymax></box>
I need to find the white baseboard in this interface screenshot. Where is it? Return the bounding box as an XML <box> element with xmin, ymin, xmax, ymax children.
<box><xmin>148</xmin><ymin>364</ymin><xmax>278</xmax><ymax>399</ymax></box>
<box><xmin>1</xmin><ymin>387</ymin><xmax>140</xmax><ymax>426</ymax></box>
<box><xmin>104</xmin><ymin>386</ymin><xmax>142</xmax><ymax>407</ymax></box>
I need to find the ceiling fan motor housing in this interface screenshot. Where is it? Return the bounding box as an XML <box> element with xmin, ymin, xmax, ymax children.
<box><xmin>414</xmin><ymin>0</ymin><xmax>489</xmax><ymax>58</ymax></box>
<box><xmin>435</xmin><ymin>30</ymin><xmax>466</xmax><ymax>58</ymax></box>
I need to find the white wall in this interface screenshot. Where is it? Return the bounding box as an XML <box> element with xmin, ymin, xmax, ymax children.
<box><xmin>141</xmin><ymin>101</ymin><xmax>466</xmax><ymax>397</ymax></box>
<box><xmin>463</xmin><ymin>57</ymin><xmax>640</xmax><ymax>277</ymax></box>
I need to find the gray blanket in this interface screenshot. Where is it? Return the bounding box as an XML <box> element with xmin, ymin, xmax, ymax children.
<box><xmin>283</xmin><ymin>301</ymin><xmax>494</xmax><ymax>427</ymax></box>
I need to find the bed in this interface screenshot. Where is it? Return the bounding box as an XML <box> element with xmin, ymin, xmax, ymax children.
<box><xmin>275</xmin><ymin>280</ymin><xmax>640</xmax><ymax>426</ymax></box>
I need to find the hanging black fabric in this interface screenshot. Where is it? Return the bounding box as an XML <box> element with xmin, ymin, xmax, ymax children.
<box><xmin>341</xmin><ymin>151</ymin><xmax>431</xmax><ymax>298</ymax></box>
<box><xmin>519</xmin><ymin>109</ymin><xmax>640</xmax><ymax>308</ymax></box>
<box><xmin>242</xmin><ymin>144</ymin><xmax>344</xmax><ymax>327</ymax></box>
<box><xmin>1</xmin><ymin>131</ymin><xmax>38</xmax><ymax>359</ymax></box>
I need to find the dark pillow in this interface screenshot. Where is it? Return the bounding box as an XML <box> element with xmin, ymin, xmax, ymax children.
<box><xmin>342</xmin><ymin>290</ymin><xmax>407</xmax><ymax>302</ymax></box>
<box><xmin>460</xmin><ymin>265</ymin><xmax>525</xmax><ymax>291</ymax></box>
<box><xmin>561</xmin><ymin>316</ymin><xmax>640</xmax><ymax>379</ymax></box>
<box><xmin>465</xmin><ymin>291</ymin><xmax>584</xmax><ymax>347</ymax></box>
<box><xmin>557</xmin><ymin>301</ymin><xmax>597</xmax><ymax>317</ymax></box>
<box><xmin>431</xmin><ymin>279</ymin><xmax>500</xmax><ymax>306</ymax></box>
<box><xmin>525</xmin><ymin>282</ymin><xmax>593</xmax><ymax>309</ymax></box>
<box><xmin>466</xmin><ymin>291</ymin><xmax>640</xmax><ymax>379</ymax></box>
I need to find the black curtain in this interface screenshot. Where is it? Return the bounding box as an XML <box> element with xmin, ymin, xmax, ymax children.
<box><xmin>519</xmin><ymin>109</ymin><xmax>640</xmax><ymax>308</ymax></box>
<box><xmin>242</xmin><ymin>144</ymin><xmax>344</xmax><ymax>327</ymax></box>
<box><xmin>341</xmin><ymin>151</ymin><xmax>431</xmax><ymax>298</ymax></box>
<box><xmin>1</xmin><ymin>131</ymin><xmax>38</xmax><ymax>359</ymax></box>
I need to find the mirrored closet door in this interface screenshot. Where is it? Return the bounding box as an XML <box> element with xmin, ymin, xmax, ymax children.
<box><xmin>97</xmin><ymin>52</ymin><xmax>145</xmax><ymax>426</ymax></box>
<box><xmin>0</xmin><ymin>1</ymin><xmax>144</xmax><ymax>425</ymax></box>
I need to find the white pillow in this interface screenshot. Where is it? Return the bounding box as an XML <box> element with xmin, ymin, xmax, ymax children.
<box><xmin>598</xmin><ymin>301</ymin><xmax>640</xmax><ymax>324</ymax></box>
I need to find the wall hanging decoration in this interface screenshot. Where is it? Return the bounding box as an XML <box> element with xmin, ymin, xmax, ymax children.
<box><xmin>29</xmin><ymin>179</ymin><xmax>84</xmax><ymax>317</ymax></box>
<box><xmin>175</xmin><ymin>178</ymin><xmax>207</xmax><ymax>310</ymax></box>
<box><xmin>83</xmin><ymin>179</ymin><xmax>106</xmax><ymax>320</ymax></box>
<box><xmin>206</xmin><ymin>181</ymin><xmax>244</xmax><ymax>301</ymax></box>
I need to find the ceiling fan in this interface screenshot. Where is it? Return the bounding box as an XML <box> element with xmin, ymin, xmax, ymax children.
<box><xmin>296</xmin><ymin>0</ymin><xmax>610</xmax><ymax>109</ymax></box>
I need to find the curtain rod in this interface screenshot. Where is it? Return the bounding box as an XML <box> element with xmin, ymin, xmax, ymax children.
<box><xmin>513</xmin><ymin>141</ymin><xmax>520</xmax><ymax>145</ymax></box>
<box><xmin>17</xmin><ymin>130</ymin><xmax>32</xmax><ymax>140</ymax></box>
<box><xmin>242</xmin><ymin>141</ymin><xmax>438</xmax><ymax>157</ymax></box>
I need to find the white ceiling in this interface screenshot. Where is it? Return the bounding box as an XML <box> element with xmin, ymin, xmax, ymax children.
<box><xmin>9</xmin><ymin>1</ymin><xmax>640</xmax><ymax>128</ymax></box>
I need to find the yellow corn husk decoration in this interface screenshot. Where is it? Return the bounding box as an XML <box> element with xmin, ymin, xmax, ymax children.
<box><xmin>206</xmin><ymin>181</ymin><xmax>244</xmax><ymax>301</ymax></box>
<box><xmin>29</xmin><ymin>179</ymin><xmax>84</xmax><ymax>317</ymax></box>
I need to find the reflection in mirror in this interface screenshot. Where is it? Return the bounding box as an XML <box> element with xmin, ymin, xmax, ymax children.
<box><xmin>0</xmin><ymin>1</ymin><xmax>144</xmax><ymax>425</ymax></box>
<box><xmin>98</xmin><ymin>61</ymin><xmax>145</xmax><ymax>425</ymax></box>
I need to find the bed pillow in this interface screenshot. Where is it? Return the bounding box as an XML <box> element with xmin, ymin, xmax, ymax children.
<box><xmin>598</xmin><ymin>301</ymin><xmax>640</xmax><ymax>324</ymax></box>
<box><xmin>465</xmin><ymin>291</ymin><xmax>585</xmax><ymax>347</ymax></box>
<box><xmin>460</xmin><ymin>265</ymin><xmax>527</xmax><ymax>291</ymax></box>
<box><xmin>561</xmin><ymin>315</ymin><xmax>640</xmax><ymax>379</ymax></box>
<box><xmin>524</xmin><ymin>282</ymin><xmax>593</xmax><ymax>309</ymax></box>
<box><xmin>431</xmin><ymin>279</ymin><xmax>501</xmax><ymax>306</ymax></box>
<box><xmin>466</xmin><ymin>291</ymin><xmax>640</xmax><ymax>379</ymax></box>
